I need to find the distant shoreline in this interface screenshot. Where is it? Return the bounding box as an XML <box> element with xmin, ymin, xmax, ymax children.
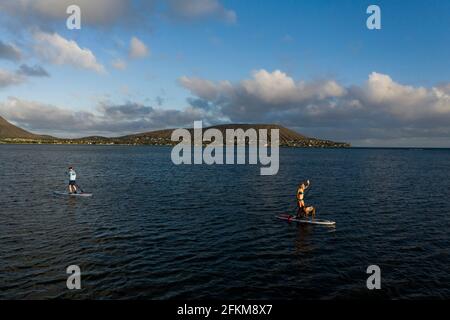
<box><xmin>0</xmin><ymin>117</ymin><xmax>351</xmax><ymax>148</ymax></box>
<box><xmin>2</xmin><ymin>140</ymin><xmax>449</xmax><ymax>150</ymax></box>
<box><xmin>0</xmin><ymin>139</ymin><xmax>350</xmax><ymax>148</ymax></box>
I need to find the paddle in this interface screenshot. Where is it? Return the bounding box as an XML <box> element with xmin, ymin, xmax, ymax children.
<box><xmin>75</xmin><ymin>183</ymin><xmax>85</xmax><ymax>194</ymax></box>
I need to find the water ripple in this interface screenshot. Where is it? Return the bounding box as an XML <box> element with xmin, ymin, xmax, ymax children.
<box><xmin>0</xmin><ymin>145</ymin><xmax>449</xmax><ymax>299</ymax></box>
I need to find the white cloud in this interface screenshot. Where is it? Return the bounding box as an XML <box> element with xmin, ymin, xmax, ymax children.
<box><xmin>129</xmin><ymin>36</ymin><xmax>150</xmax><ymax>59</ymax></box>
<box><xmin>179</xmin><ymin>69</ymin><xmax>450</xmax><ymax>145</ymax></box>
<box><xmin>0</xmin><ymin>0</ymin><xmax>236</xmax><ymax>31</ymax></box>
<box><xmin>179</xmin><ymin>76</ymin><xmax>232</xmax><ymax>101</ymax></box>
<box><xmin>0</xmin><ymin>69</ymin><xmax>25</xmax><ymax>88</ymax></box>
<box><xmin>33</xmin><ymin>31</ymin><xmax>105</xmax><ymax>73</ymax></box>
<box><xmin>242</xmin><ymin>70</ymin><xmax>346</xmax><ymax>104</ymax></box>
<box><xmin>111</xmin><ymin>58</ymin><xmax>127</xmax><ymax>70</ymax></box>
<box><xmin>362</xmin><ymin>72</ymin><xmax>450</xmax><ymax>120</ymax></box>
<box><xmin>0</xmin><ymin>96</ymin><xmax>84</xmax><ymax>125</ymax></box>
<box><xmin>180</xmin><ymin>69</ymin><xmax>345</xmax><ymax>105</ymax></box>
<box><xmin>166</xmin><ymin>0</ymin><xmax>237</xmax><ymax>23</ymax></box>
<box><xmin>0</xmin><ymin>0</ymin><xmax>136</xmax><ymax>27</ymax></box>
<box><xmin>0</xmin><ymin>97</ymin><xmax>210</xmax><ymax>138</ymax></box>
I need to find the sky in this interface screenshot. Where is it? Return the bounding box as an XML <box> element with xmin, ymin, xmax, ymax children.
<box><xmin>0</xmin><ymin>0</ymin><xmax>449</xmax><ymax>147</ymax></box>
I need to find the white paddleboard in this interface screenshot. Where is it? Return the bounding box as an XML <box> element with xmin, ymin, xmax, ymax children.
<box><xmin>53</xmin><ymin>191</ymin><xmax>93</xmax><ymax>197</ymax></box>
<box><xmin>277</xmin><ymin>214</ymin><xmax>335</xmax><ymax>226</ymax></box>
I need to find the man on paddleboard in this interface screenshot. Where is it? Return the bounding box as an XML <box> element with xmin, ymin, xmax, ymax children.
<box><xmin>296</xmin><ymin>180</ymin><xmax>316</xmax><ymax>218</ymax></box>
<box><xmin>68</xmin><ymin>166</ymin><xmax>78</xmax><ymax>194</ymax></box>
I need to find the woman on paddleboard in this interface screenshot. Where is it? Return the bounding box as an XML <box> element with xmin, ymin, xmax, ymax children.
<box><xmin>296</xmin><ymin>180</ymin><xmax>316</xmax><ymax>218</ymax></box>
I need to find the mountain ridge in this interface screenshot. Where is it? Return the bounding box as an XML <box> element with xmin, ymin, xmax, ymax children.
<box><xmin>0</xmin><ymin>116</ymin><xmax>350</xmax><ymax>147</ymax></box>
<box><xmin>0</xmin><ymin>116</ymin><xmax>46</xmax><ymax>139</ymax></box>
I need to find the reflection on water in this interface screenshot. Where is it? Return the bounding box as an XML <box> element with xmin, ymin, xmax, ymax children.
<box><xmin>0</xmin><ymin>145</ymin><xmax>449</xmax><ymax>299</ymax></box>
<box><xmin>294</xmin><ymin>225</ymin><xmax>315</xmax><ymax>254</ymax></box>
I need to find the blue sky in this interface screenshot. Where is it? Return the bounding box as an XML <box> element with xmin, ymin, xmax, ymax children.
<box><xmin>0</xmin><ymin>0</ymin><xmax>449</xmax><ymax>146</ymax></box>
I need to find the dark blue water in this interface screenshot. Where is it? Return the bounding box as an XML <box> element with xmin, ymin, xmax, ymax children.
<box><xmin>0</xmin><ymin>145</ymin><xmax>449</xmax><ymax>299</ymax></box>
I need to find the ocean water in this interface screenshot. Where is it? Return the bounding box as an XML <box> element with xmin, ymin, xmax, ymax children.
<box><xmin>0</xmin><ymin>145</ymin><xmax>449</xmax><ymax>299</ymax></box>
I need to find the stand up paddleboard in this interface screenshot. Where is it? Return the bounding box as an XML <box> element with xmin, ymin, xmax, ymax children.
<box><xmin>276</xmin><ymin>214</ymin><xmax>335</xmax><ymax>226</ymax></box>
<box><xmin>53</xmin><ymin>191</ymin><xmax>93</xmax><ymax>197</ymax></box>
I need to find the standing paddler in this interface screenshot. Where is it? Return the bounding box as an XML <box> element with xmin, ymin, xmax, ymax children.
<box><xmin>68</xmin><ymin>166</ymin><xmax>78</xmax><ymax>194</ymax></box>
